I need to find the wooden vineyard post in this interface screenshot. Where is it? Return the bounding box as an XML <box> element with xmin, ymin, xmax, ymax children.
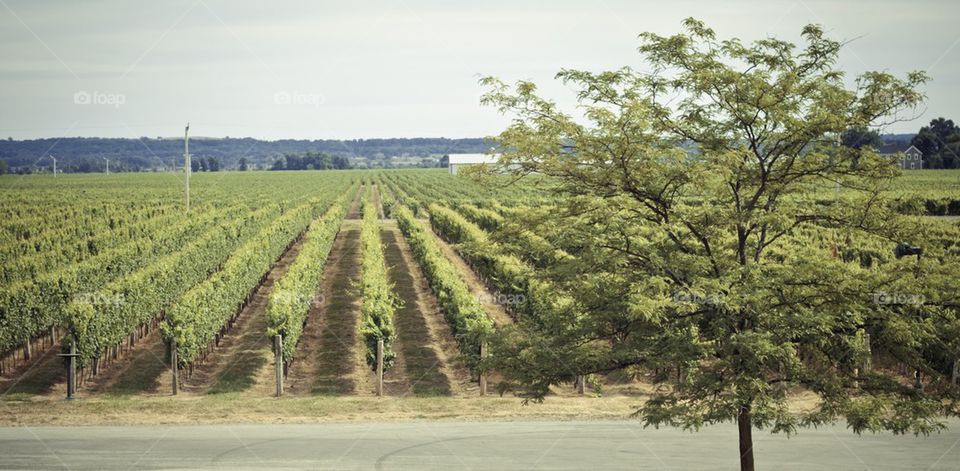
<box><xmin>274</xmin><ymin>335</ymin><xmax>283</xmax><ymax>397</ymax></box>
<box><xmin>953</xmin><ymin>360</ymin><xmax>959</xmax><ymax>386</ymax></box>
<box><xmin>67</xmin><ymin>343</ymin><xmax>76</xmax><ymax>399</ymax></box>
<box><xmin>576</xmin><ymin>375</ymin><xmax>585</xmax><ymax>395</ymax></box>
<box><xmin>376</xmin><ymin>339</ymin><xmax>384</xmax><ymax>397</ymax></box>
<box><xmin>862</xmin><ymin>333</ymin><xmax>872</xmax><ymax>374</ymax></box>
<box><xmin>58</xmin><ymin>341</ymin><xmax>78</xmax><ymax>400</ymax></box>
<box><xmin>479</xmin><ymin>341</ymin><xmax>487</xmax><ymax>396</ymax></box>
<box><xmin>170</xmin><ymin>338</ymin><xmax>179</xmax><ymax>396</ymax></box>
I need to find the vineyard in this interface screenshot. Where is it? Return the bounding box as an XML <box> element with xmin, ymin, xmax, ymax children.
<box><xmin>6</xmin><ymin>5</ymin><xmax>960</xmax><ymax>469</ymax></box>
<box><xmin>0</xmin><ymin>169</ymin><xmax>958</xmax><ymax>404</ymax></box>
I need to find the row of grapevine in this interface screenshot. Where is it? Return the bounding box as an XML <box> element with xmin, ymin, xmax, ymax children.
<box><xmin>66</xmin><ymin>204</ymin><xmax>281</xmax><ymax>364</ymax></box>
<box><xmin>388</xmin><ymin>175</ymin><xmax>564</xmax><ymax>275</ymax></box>
<box><xmin>266</xmin><ymin>190</ymin><xmax>351</xmax><ymax>362</ymax></box>
<box><xmin>163</xmin><ymin>194</ymin><xmax>339</xmax><ymax>366</ymax></box>
<box><xmin>379</xmin><ymin>175</ymin><xmax>421</xmax><ymax>216</ymax></box>
<box><xmin>386</xmin><ymin>171</ymin><xmax>575</xmax><ymax>270</ymax></box>
<box><xmin>393</xmin><ymin>204</ymin><xmax>493</xmax><ymax>368</ymax></box>
<box><xmin>1</xmin><ymin>206</ymin><xmax>188</xmax><ymax>285</ymax></box>
<box><xmin>386</xmin><ymin>171</ymin><xmax>570</xmax><ymax>269</ymax></box>
<box><xmin>454</xmin><ymin>203</ymin><xmax>571</xmax><ymax>268</ymax></box>
<box><xmin>427</xmin><ymin>203</ymin><xmax>578</xmax><ymax>326</ymax></box>
<box><xmin>0</xmin><ymin>207</ymin><xmax>231</xmax><ymax>360</ymax></box>
<box><xmin>1</xmin><ymin>170</ymin><xmax>359</xmax><ymax>252</ymax></box>
<box><xmin>381</xmin><ymin>176</ymin><xmax>578</xmax><ymax>325</ymax></box>
<box><xmin>358</xmin><ymin>187</ymin><xmax>398</xmax><ymax>370</ymax></box>
<box><xmin>426</xmin><ymin>204</ymin><xmax>490</xmax><ymax>245</ymax></box>
<box><xmin>891</xmin><ymin>195</ymin><xmax>960</xmax><ymax>216</ymax></box>
<box><xmin>1</xmin><ymin>200</ymin><xmax>173</xmax><ymax>254</ymax></box>
<box><xmin>431</xmin><ymin>171</ymin><xmax>960</xmax><ymax>383</ymax></box>
<box><xmin>380</xmin><ymin>169</ymin><xmax>555</xmax><ymax>209</ymax></box>
<box><xmin>1</xmin><ymin>172</ymin><xmax>366</xmax><ymax>362</ymax></box>
<box><xmin>378</xmin><ymin>182</ymin><xmax>397</xmax><ymax>218</ymax></box>
<box><xmin>453</xmin><ymin>203</ymin><xmax>503</xmax><ymax>232</ymax></box>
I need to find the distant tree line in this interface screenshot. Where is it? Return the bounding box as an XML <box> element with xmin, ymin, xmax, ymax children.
<box><xmin>0</xmin><ymin>137</ymin><xmax>491</xmax><ymax>173</ymax></box>
<box><xmin>190</xmin><ymin>156</ymin><xmax>222</xmax><ymax>172</ymax></box>
<box><xmin>269</xmin><ymin>152</ymin><xmax>352</xmax><ymax>171</ymax></box>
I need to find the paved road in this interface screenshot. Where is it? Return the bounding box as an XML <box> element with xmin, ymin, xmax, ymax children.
<box><xmin>0</xmin><ymin>420</ymin><xmax>958</xmax><ymax>470</ymax></box>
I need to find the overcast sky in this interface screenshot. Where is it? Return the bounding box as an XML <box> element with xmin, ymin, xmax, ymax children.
<box><xmin>1</xmin><ymin>0</ymin><xmax>957</xmax><ymax>140</ymax></box>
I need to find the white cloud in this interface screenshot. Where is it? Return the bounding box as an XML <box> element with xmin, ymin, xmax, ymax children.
<box><xmin>0</xmin><ymin>0</ymin><xmax>957</xmax><ymax>139</ymax></box>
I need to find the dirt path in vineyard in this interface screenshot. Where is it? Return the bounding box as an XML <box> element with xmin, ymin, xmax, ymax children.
<box><xmin>0</xmin><ymin>338</ymin><xmax>65</xmax><ymax>397</ymax></box>
<box><xmin>83</xmin><ymin>321</ymin><xmax>169</xmax><ymax>396</ymax></box>
<box><xmin>372</xmin><ymin>184</ymin><xmax>385</xmax><ymax>218</ymax></box>
<box><xmin>375</xmin><ymin>184</ymin><xmax>481</xmax><ymax>396</ymax></box>
<box><xmin>286</xmin><ymin>187</ymin><xmax>374</xmax><ymax>395</ymax></box>
<box><xmin>381</xmin><ymin>219</ymin><xmax>474</xmax><ymax>396</ymax></box>
<box><xmin>284</xmin><ymin>221</ymin><xmax>371</xmax><ymax>395</ymax></box>
<box><xmin>178</xmin><ymin>237</ymin><xmax>305</xmax><ymax>395</ymax></box>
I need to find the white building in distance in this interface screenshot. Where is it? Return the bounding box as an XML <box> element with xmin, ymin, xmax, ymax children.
<box><xmin>447</xmin><ymin>153</ymin><xmax>500</xmax><ymax>175</ymax></box>
<box><xmin>901</xmin><ymin>145</ymin><xmax>923</xmax><ymax>170</ymax></box>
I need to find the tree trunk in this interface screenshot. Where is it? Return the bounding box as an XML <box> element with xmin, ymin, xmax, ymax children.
<box><xmin>738</xmin><ymin>405</ymin><xmax>755</xmax><ymax>471</ymax></box>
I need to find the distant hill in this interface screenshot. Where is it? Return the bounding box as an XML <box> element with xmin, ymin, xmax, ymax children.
<box><xmin>0</xmin><ymin>137</ymin><xmax>494</xmax><ymax>172</ymax></box>
<box><xmin>0</xmin><ymin>133</ymin><xmax>918</xmax><ymax>173</ymax></box>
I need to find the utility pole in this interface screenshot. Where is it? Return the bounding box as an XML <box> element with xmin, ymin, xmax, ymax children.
<box><xmin>103</xmin><ymin>156</ymin><xmax>109</xmax><ymax>174</ymax></box>
<box><xmin>49</xmin><ymin>154</ymin><xmax>57</xmax><ymax>178</ymax></box>
<box><xmin>184</xmin><ymin>123</ymin><xmax>191</xmax><ymax>211</ymax></box>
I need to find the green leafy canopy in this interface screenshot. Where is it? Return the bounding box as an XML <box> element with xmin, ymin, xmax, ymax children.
<box><xmin>477</xmin><ymin>17</ymin><xmax>958</xmax><ymax>459</ymax></box>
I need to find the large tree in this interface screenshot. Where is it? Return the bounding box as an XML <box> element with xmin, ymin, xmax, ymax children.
<box><xmin>479</xmin><ymin>19</ymin><xmax>958</xmax><ymax>471</ymax></box>
<box><xmin>841</xmin><ymin>126</ymin><xmax>883</xmax><ymax>169</ymax></box>
<box><xmin>842</xmin><ymin>126</ymin><xmax>882</xmax><ymax>150</ymax></box>
<box><xmin>912</xmin><ymin>118</ymin><xmax>960</xmax><ymax>169</ymax></box>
